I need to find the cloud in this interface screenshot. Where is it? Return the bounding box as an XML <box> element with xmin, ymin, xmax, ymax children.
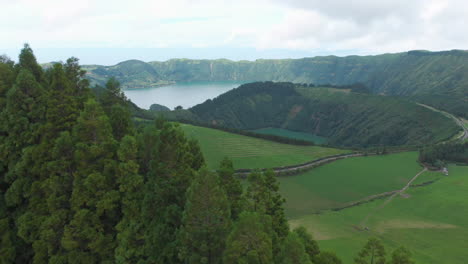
<box><xmin>257</xmin><ymin>0</ymin><xmax>468</xmax><ymax>53</ymax></box>
<box><xmin>0</xmin><ymin>0</ymin><xmax>467</xmax><ymax>62</ymax></box>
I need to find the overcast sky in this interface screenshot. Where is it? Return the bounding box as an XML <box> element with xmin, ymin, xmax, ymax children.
<box><xmin>1</xmin><ymin>0</ymin><xmax>467</xmax><ymax>65</ymax></box>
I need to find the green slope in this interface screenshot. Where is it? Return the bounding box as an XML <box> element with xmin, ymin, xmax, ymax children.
<box><xmin>190</xmin><ymin>82</ymin><xmax>460</xmax><ymax>147</ymax></box>
<box><xmin>82</xmin><ymin>50</ymin><xmax>468</xmax><ymax>116</ymax></box>
<box><xmin>179</xmin><ymin>123</ymin><xmax>349</xmax><ymax>169</ymax></box>
<box><xmin>279</xmin><ymin>152</ymin><xmax>422</xmax><ymax>217</ymax></box>
<box><xmin>288</xmin><ymin>165</ymin><xmax>468</xmax><ymax>264</ymax></box>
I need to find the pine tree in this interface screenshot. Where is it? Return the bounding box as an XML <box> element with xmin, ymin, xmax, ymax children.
<box><xmin>217</xmin><ymin>157</ymin><xmax>243</xmax><ymax>220</ymax></box>
<box><xmin>99</xmin><ymin>78</ymin><xmax>133</xmax><ymax>140</ymax></box>
<box><xmin>246</xmin><ymin>170</ymin><xmax>288</xmax><ymax>260</ymax></box>
<box><xmin>62</xmin><ymin>99</ymin><xmax>118</xmax><ymax>263</ymax></box>
<box><xmin>293</xmin><ymin>226</ymin><xmax>320</xmax><ymax>262</ymax></box>
<box><xmin>315</xmin><ymin>251</ymin><xmax>343</xmax><ymax>264</ymax></box>
<box><xmin>354</xmin><ymin>238</ymin><xmax>386</xmax><ymax>264</ymax></box>
<box><xmin>223</xmin><ymin>212</ymin><xmax>273</xmax><ymax>264</ymax></box>
<box><xmin>17</xmin><ymin>44</ymin><xmax>43</xmax><ymax>82</ymax></box>
<box><xmin>390</xmin><ymin>247</ymin><xmax>414</xmax><ymax>264</ymax></box>
<box><xmin>179</xmin><ymin>168</ymin><xmax>231</xmax><ymax>264</ymax></box>
<box><xmin>278</xmin><ymin>232</ymin><xmax>312</xmax><ymax>264</ymax></box>
<box><xmin>140</xmin><ymin>121</ymin><xmax>199</xmax><ymax>263</ymax></box>
<box><xmin>115</xmin><ymin>135</ymin><xmax>145</xmax><ymax>263</ymax></box>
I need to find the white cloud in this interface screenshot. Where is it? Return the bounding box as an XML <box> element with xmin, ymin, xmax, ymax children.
<box><xmin>0</xmin><ymin>0</ymin><xmax>467</xmax><ymax>60</ymax></box>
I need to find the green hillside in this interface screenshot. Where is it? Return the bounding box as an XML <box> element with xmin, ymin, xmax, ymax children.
<box><xmin>253</xmin><ymin>128</ymin><xmax>328</xmax><ymax>144</ymax></box>
<box><xmin>82</xmin><ymin>50</ymin><xmax>468</xmax><ymax>116</ymax></box>
<box><xmin>288</xmin><ymin>165</ymin><xmax>468</xmax><ymax>264</ymax></box>
<box><xmin>279</xmin><ymin>152</ymin><xmax>422</xmax><ymax>217</ymax></box>
<box><xmin>179</xmin><ymin>123</ymin><xmax>349</xmax><ymax>169</ymax></box>
<box><xmin>189</xmin><ymin>82</ymin><xmax>460</xmax><ymax>147</ymax></box>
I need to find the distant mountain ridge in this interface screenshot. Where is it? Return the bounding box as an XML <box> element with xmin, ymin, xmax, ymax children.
<box><xmin>81</xmin><ymin>49</ymin><xmax>468</xmax><ymax>117</ymax></box>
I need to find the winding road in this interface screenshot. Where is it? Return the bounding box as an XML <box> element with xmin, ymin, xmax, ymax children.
<box><xmin>417</xmin><ymin>103</ymin><xmax>468</xmax><ymax>141</ymax></box>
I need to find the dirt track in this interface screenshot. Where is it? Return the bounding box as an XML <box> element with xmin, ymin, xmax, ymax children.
<box><xmin>358</xmin><ymin>167</ymin><xmax>427</xmax><ymax>228</ymax></box>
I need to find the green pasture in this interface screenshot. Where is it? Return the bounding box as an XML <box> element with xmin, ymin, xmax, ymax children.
<box><xmin>179</xmin><ymin>124</ymin><xmax>348</xmax><ymax>169</ymax></box>
<box><xmin>253</xmin><ymin>127</ymin><xmax>328</xmax><ymax>144</ymax></box>
<box><xmin>279</xmin><ymin>152</ymin><xmax>422</xmax><ymax>217</ymax></box>
<box><xmin>288</xmin><ymin>165</ymin><xmax>468</xmax><ymax>264</ymax></box>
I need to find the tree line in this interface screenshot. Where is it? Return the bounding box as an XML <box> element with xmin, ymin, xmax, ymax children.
<box><xmin>0</xmin><ymin>45</ymin><xmax>416</xmax><ymax>263</ymax></box>
<box><xmin>419</xmin><ymin>142</ymin><xmax>468</xmax><ymax>168</ymax></box>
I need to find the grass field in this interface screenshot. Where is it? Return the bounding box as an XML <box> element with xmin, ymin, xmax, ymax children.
<box><xmin>410</xmin><ymin>170</ymin><xmax>445</xmax><ymax>186</ymax></box>
<box><xmin>279</xmin><ymin>152</ymin><xmax>422</xmax><ymax>217</ymax></box>
<box><xmin>179</xmin><ymin>124</ymin><xmax>349</xmax><ymax>169</ymax></box>
<box><xmin>286</xmin><ymin>164</ymin><xmax>468</xmax><ymax>264</ymax></box>
<box><xmin>253</xmin><ymin>128</ymin><xmax>328</xmax><ymax>144</ymax></box>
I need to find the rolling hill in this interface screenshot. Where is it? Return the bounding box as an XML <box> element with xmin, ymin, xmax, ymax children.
<box><xmin>179</xmin><ymin>123</ymin><xmax>349</xmax><ymax>169</ymax></box>
<box><xmin>82</xmin><ymin>50</ymin><xmax>468</xmax><ymax>117</ymax></box>
<box><xmin>189</xmin><ymin>82</ymin><xmax>460</xmax><ymax>147</ymax></box>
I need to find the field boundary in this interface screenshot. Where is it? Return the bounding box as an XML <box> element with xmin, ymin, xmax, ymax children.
<box><xmin>234</xmin><ymin>151</ymin><xmax>412</xmax><ymax>177</ymax></box>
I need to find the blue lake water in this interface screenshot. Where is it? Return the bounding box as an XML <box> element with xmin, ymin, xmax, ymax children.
<box><xmin>124</xmin><ymin>81</ymin><xmax>244</xmax><ymax>110</ymax></box>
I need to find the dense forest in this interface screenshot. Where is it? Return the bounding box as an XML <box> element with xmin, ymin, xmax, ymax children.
<box><xmin>82</xmin><ymin>50</ymin><xmax>468</xmax><ymax>118</ymax></box>
<box><xmin>188</xmin><ymin>82</ymin><xmax>459</xmax><ymax>148</ymax></box>
<box><xmin>419</xmin><ymin>142</ymin><xmax>468</xmax><ymax>168</ymax></box>
<box><xmin>0</xmin><ymin>45</ymin><xmax>420</xmax><ymax>264</ymax></box>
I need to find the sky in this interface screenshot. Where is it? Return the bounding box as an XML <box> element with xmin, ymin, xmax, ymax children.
<box><xmin>1</xmin><ymin>0</ymin><xmax>467</xmax><ymax>65</ymax></box>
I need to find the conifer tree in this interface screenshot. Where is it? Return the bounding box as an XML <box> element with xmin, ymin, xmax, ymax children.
<box><xmin>217</xmin><ymin>157</ymin><xmax>243</xmax><ymax>220</ymax></box>
<box><xmin>223</xmin><ymin>212</ymin><xmax>273</xmax><ymax>264</ymax></box>
<box><xmin>390</xmin><ymin>247</ymin><xmax>414</xmax><ymax>264</ymax></box>
<box><xmin>62</xmin><ymin>99</ymin><xmax>118</xmax><ymax>263</ymax></box>
<box><xmin>179</xmin><ymin>168</ymin><xmax>231</xmax><ymax>264</ymax></box>
<box><xmin>115</xmin><ymin>135</ymin><xmax>145</xmax><ymax>263</ymax></box>
<box><xmin>315</xmin><ymin>251</ymin><xmax>343</xmax><ymax>264</ymax></box>
<box><xmin>278</xmin><ymin>232</ymin><xmax>312</xmax><ymax>264</ymax></box>
<box><xmin>140</xmin><ymin>121</ymin><xmax>199</xmax><ymax>263</ymax></box>
<box><xmin>18</xmin><ymin>44</ymin><xmax>43</xmax><ymax>82</ymax></box>
<box><xmin>354</xmin><ymin>238</ymin><xmax>386</xmax><ymax>264</ymax></box>
<box><xmin>99</xmin><ymin>77</ymin><xmax>134</xmax><ymax>140</ymax></box>
<box><xmin>246</xmin><ymin>170</ymin><xmax>288</xmax><ymax>260</ymax></box>
<box><xmin>293</xmin><ymin>226</ymin><xmax>320</xmax><ymax>262</ymax></box>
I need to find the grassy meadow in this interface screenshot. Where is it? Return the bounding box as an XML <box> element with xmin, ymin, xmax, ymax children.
<box><xmin>253</xmin><ymin>127</ymin><xmax>328</xmax><ymax>144</ymax></box>
<box><xmin>285</xmin><ymin>162</ymin><xmax>468</xmax><ymax>264</ymax></box>
<box><xmin>179</xmin><ymin>124</ymin><xmax>349</xmax><ymax>169</ymax></box>
<box><xmin>278</xmin><ymin>152</ymin><xmax>422</xmax><ymax>217</ymax></box>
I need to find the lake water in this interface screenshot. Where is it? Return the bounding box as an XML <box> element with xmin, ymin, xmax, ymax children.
<box><xmin>124</xmin><ymin>81</ymin><xmax>245</xmax><ymax>110</ymax></box>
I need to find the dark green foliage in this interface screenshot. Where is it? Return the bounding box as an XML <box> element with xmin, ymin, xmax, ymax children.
<box><xmin>0</xmin><ymin>45</ymin><xmax>418</xmax><ymax>264</ymax></box>
<box><xmin>115</xmin><ymin>135</ymin><xmax>144</xmax><ymax>263</ymax></box>
<box><xmin>62</xmin><ymin>98</ymin><xmax>118</xmax><ymax>263</ymax></box>
<box><xmin>98</xmin><ymin>77</ymin><xmax>134</xmax><ymax>140</ymax></box>
<box><xmin>149</xmin><ymin>103</ymin><xmax>170</xmax><ymax>112</ymax></box>
<box><xmin>390</xmin><ymin>247</ymin><xmax>414</xmax><ymax>264</ymax></box>
<box><xmin>223</xmin><ymin>212</ymin><xmax>273</xmax><ymax>264</ymax></box>
<box><xmin>293</xmin><ymin>226</ymin><xmax>320</xmax><ymax>262</ymax></box>
<box><xmin>190</xmin><ymin>82</ymin><xmax>459</xmax><ymax>147</ymax></box>
<box><xmin>217</xmin><ymin>158</ymin><xmax>243</xmax><ymax>220</ymax></box>
<box><xmin>139</xmin><ymin>120</ymin><xmax>203</xmax><ymax>263</ymax></box>
<box><xmin>246</xmin><ymin>170</ymin><xmax>289</xmax><ymax>260</ymax></box>
<box><xmin>18</xmin><ymin>44</ymin><xmax>43</xmax><ymax>82</ymax></box>
<box><xmin>315</xmin><ymin>251</ymin><xmax>343</xmax><ymax>264</ymax></box>
<box><xmin>178</xmin><ymin>168</ymin><xmax>231</xmax><ymax>264</ymax></box>
<box><xmin>278</xmin><ymin>232</ymin><xmax>312</xmax><ymax>264</ymax></box>
<box><xmin>354</xmin><ymin>238</ymin><xmax>386</xmax><ymax>264</ymax></box>
<box><xmin>419</xmin><ymin>142</ymin><xmax>468</xmax><ymax>168</ymax></box>
<box><xmin>84</xmin><ymin>51</ymin><xmax>468</xmax><ymax>116</ymax></box>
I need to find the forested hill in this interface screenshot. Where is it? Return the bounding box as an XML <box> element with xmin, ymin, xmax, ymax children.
<box><xmin>82</xmin><ymin>50</ymin><xmax>468</xmax><ymax>117</ymax></box>
<box><xmin>189</xmin><ymin>82</ymin><xmax>460</xmax><ymax>147</ymax></box>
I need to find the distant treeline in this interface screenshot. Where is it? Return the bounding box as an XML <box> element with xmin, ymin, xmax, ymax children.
<box><xmin>298</xmin><ymin>82</ymin><xmax>371</xmax><ymax>94</ymax></box>
<box><xmin>419</xmin><ymin>142</ymin><xmax>468</xmax><ymax>168</ymax></box>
